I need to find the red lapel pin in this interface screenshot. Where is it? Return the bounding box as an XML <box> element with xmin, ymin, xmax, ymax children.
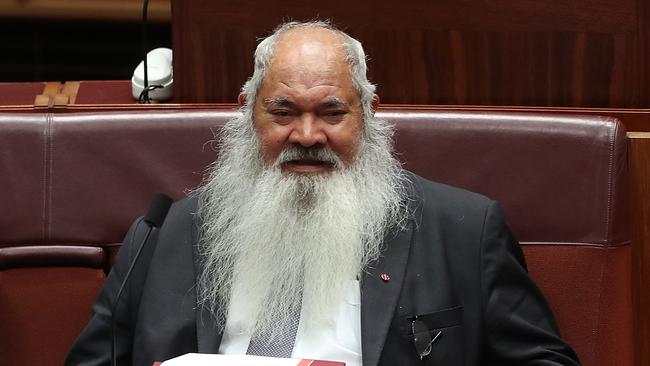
<box><xmin>380</xmin><ymin>273</ymin><xmax>391</xmax><ymax>282</ymax></box>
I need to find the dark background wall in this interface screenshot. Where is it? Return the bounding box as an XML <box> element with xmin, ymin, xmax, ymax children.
<box><xmin>0</xmin><ymin>19</ymin><xmax>171</xmax><ymax>83</ymax></box>
<box><xmin>0</xmin><ymin>0</ymin><xmax>171</xmax><ymax>83</ymax></box>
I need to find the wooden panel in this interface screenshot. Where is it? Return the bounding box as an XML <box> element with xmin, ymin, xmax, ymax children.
<box><xmin>0</xmin><ymin>82</ymin><xmax>47</xmax><ymax>106</ymax></box>
<box><xmin>628</xmin><ymin>133</ymin><xmax>650</xmax><ymax>366</ymax></box>
<box><xmin>0</xmin><ymin>0</ymin><xmax>171</xmax><ymax>21</ymax></box>
<box><xmin>639</xmin><ymin>0</ymin><xmax>650</xmax><ymax>107</ymax></box>
<box><xmin>171</xmin><ymin>0</ymin><xmax>648</xmax><ymax>107</ymax></box>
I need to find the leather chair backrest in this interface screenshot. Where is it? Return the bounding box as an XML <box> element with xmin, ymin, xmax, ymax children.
<box><xmin>0</xmin><ymin>108</ymin><xmax>631</xmax><ymax>366</ymax></box>
<box><xmin>385</xmin><ymin>110</ymin><xmax>631</xmax><ymax>366</ymax></box>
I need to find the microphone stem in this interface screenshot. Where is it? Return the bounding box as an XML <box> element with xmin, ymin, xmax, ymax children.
<box><xmin>110</xmin><ymin>223</ymin><xmax>154</xmax><ymax>366</ymax></box>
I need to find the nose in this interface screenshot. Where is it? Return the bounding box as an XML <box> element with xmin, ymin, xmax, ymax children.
<box><xmin>287</xmin><ymin>114</ymin><xmax>327</xmax><ymax>147</ymax></box>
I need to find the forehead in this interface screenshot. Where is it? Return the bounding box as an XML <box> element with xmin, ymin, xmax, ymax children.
<box><xmin>273</xmin><ymin>28</ymin><xmax>347</xmax><ymax>63</ymax></box>
<box><xmin>261</xmin><ymin>28</ymin><xmax>356</xmax><ymax>95</ymax></box>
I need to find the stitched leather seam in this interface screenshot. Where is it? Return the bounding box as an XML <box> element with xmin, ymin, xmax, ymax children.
<box><xmin>47</xmin><ymin>112</ymin><xmax>55</xmax><ymax>241</ymax></box>
<box><xmin>41</xmin><ymin>112</ymin><xmax>52</xmax><ymax>242</ymax></box>
<box><xmin>604</xmin><ymin>119</ymin><xmax>616</xmax><ymax>245</ymax></box>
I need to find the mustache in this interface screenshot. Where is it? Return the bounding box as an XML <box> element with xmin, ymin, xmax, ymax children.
<box><xmin>275</xmin><ymin>145</ymin><xmax>343</xmax><ymax>167</ymax></box>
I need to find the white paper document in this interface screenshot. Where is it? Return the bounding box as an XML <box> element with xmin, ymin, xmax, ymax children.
<box><xmin>161</xmin><ymin>353</ymin><xmax>345</xmax><ymax>366</ymax></box>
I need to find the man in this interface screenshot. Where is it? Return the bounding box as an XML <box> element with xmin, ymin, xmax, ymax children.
<box><xmin>66</xmin><ymin>21</ymin><xmax>580</xmax><ymax>365</ymax></box>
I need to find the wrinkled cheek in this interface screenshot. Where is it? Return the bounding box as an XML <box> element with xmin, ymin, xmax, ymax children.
<box><xmin>253</xmin><ymin>120</ymin><xmax>283</xmax><ymax>165</ymax></box>
<box><xmin>338</xmin><ymin>137</ymin><xmax>363</xmax><ymax>166</ymax></box>
<box><xmin>258</xmin><ymin>137</ymin><xmax>284</xmax><ymax>166</ymax></box>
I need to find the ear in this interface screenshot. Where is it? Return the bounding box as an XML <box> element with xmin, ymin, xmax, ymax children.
<box><xmin>238</xmin><ymin>93</ymin><xmax>247</xmax><ymax>107</ymax></box>
<box><xmin>371</xmin><ymin>94</ymin><xmax>380</xmax><ymax>111</ymax></box>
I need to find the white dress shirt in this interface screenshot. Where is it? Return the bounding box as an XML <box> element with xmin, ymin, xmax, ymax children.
<box><xmin>218</xmin><ymin>280</ymin><xmax>362</xmax><ymax>366</ymax></box>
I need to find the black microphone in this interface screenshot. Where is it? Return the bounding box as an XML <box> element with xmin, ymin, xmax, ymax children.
<box><xmin>144</xmin><ymin>193</ymin><xmax>174</xmax><ymax>227</ymax></box>
<box><xmin>110</xmin><ymin>193</ymin><xmax>173</xmax><ymax>366</ymax></box>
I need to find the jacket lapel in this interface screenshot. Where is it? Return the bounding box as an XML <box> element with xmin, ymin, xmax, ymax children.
<box><xmin>190</xmin><ymin>201</ymin><xmax>223</xmax><ymax>353</ymax></box>
<box><xmin>195</xmin><ymin>303</ymin><xmax>222</xmax><ymax>353</ymax></box>
<box><xmin>360</xmin><ymin>222</ymin><xmax>414</xmax><ymax>366</ymax></box>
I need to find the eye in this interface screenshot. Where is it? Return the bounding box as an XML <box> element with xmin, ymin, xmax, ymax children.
<box><xmin>267</xmin><ymin>109</ymin><xmax>294</xmax><ymax>125</ymax></box>
<box><xmin>325</xmin><ymin>110</ymin><xmax>347</xmax><ymax>116</ymax></box>
<box><xmin>320</xmin><ymin>109</ymin><xmax>348</xmax><ymax>124</ymax></box>
<box><xmin>270</xmin><ymin>109</ymin><xmax>291</xmax><ymax>117</ymax></box>
<box><xmin>322</xmin><ymin>109</ymin><xmax>348</xmax><ymax>119</ymax></box>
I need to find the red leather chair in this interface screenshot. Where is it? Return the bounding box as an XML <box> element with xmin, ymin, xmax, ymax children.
<box><xmin>386</xmin><ymin>110</ymin><xmax>631</xmax><ymax>366</ymax></box>
<box><xmin>0</xmin><ymin>108</ymin><xmax>631</xmax><ymax>365</ymax></box>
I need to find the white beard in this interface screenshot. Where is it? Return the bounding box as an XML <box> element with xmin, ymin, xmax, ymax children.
<box><xmin>195</xmin><ymin>110</ymin><xmax>410</xmax><ymax>339</ymax></box>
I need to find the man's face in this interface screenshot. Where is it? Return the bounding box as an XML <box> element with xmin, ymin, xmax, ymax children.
<box><xmin>247</xmin><ymin>28</ymin><xmax>364</xmax><ymax>174</ymax></box>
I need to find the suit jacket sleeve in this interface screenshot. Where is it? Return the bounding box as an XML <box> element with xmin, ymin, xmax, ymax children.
<box><xmin>480</xmin><ymin>201</ymin><xmax>580</xmax><ymax>365</ymax></box>
<box><xmin>64</xmin><ymin>217</ymin><xmax>155</xmax><ymax>366</ymax></box>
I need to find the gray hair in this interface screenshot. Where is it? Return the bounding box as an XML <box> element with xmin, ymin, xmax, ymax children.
<box><xmin>240</xmin><ymin>20</ymin><xmax>377</xmax><ymax>124</ymax></box>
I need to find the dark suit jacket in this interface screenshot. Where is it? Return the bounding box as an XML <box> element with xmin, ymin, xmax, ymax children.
<box><xmin>65</xmin><ymin>174</ymin><xmax>580</xmax><ymax>366</ymax></box>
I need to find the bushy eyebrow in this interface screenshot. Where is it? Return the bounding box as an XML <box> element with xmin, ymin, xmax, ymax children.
<box><xmin>321</xmin><ymin>97</ymin><xmax>347</xmax><ymax>109</ymax></box>
<box><xmin>262</xmin><ymin>96</ymin><xmax>348</xmax><ymax>109</ymax></box>
<box><xmin>263</xmin><ymin>97</ymin><xmax>293</xmax><ymax>107</ymax></box>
